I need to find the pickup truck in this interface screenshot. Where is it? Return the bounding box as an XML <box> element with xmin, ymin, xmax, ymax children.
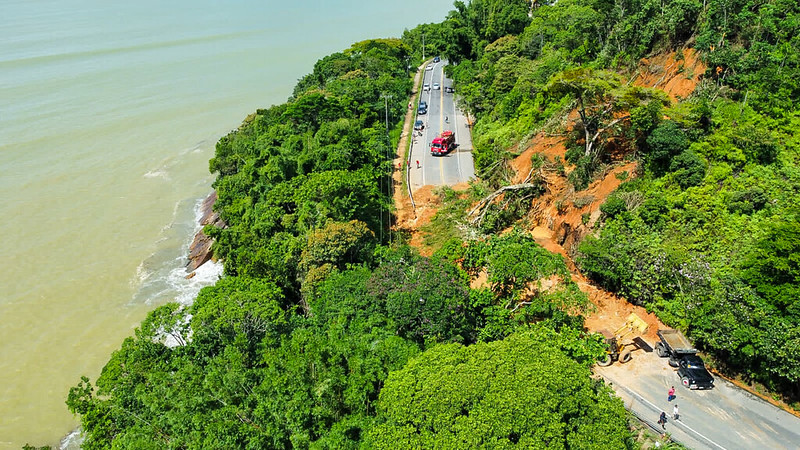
<box><xmin>677</xmin><ymin>355</ymin><xmax>715</xmax><ymax>389</ymax></box>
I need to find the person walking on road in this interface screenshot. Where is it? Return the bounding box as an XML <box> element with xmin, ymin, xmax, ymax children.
<box><xmin>658</xmin><ymin>411</ymin><xmax>667</xmax><ymax>429</ymax></box>
<box><xmin>668</xmin><ymin>386</ymin><xmax>675</xmax><ymax>402</ymax></box>
<box><xmin>673</xmin><ymin>404</ymin><xmax>679</xmax><ymax>421</ymax></box>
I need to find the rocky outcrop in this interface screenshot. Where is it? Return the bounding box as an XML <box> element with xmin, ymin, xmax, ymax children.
<box><xmin>186</xmin><ymin>191</ymin><xmax>227</xmax><ymax>272</ymax></box>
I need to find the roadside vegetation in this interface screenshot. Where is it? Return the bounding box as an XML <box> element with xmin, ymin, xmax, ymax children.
<box><xmin>64</xmin><ymin>0</ymin><xmax>800</xmax><ymax>447</ymax></box>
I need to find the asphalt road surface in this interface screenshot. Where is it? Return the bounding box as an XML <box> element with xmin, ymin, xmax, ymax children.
<box><xmin>597</xmin><ymin>349</ymin><xmax>800</xmax><ymax>449</ymax></box>
<box><xmin>409</xmin><ymin>60</ymin><xmax>475</xmax><ymax>189</ymax></box>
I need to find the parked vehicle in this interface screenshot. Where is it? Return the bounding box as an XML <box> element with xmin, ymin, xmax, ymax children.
<box><xmin>414</xmin><ymin>120</ymin><xmax>424</xmax><ymax>131</ymax></box>
<box><xmin>598</xmin><ymin>313</ymin><xmax>648</xmax><ymax>366</ymax></box>
<box><xmin>430</xmin><ymin>130</ymin><xmax>455</xmax><ymax>156</ymax></box>
<box><xmin>677</xmin><ymin>355</ymin><xmax>715</xmax><ymax>389</ymax></box>
<box><xmin>423</xmin><ymin>83</ymin><xmax>430</xmax><ymax>91</ymax></box>
<box><xmin>417</xmin><ymin>101</ymin><xmax>428</xmax><ymax>115</ymax></box>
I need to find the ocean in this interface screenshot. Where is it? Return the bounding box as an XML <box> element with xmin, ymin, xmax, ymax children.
<box><xmin>0</xmin><ymin>0</ymin><xmax>453</xmax><ymax>447</ymax></box>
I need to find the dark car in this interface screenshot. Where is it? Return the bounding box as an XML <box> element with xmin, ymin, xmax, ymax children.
<box><xmin>414</xmin><ymin>120</ymin><xmax>424</xmax><ymax>130</ymax></box>
<box><xmin>677</xmin><ymin>355</ymin><xmax>714</xmax><ymax>389</ymax></box>
<box><xmin>417</xmin><ymin>101</ymin><xmax>428</xmax><ymax>115</ymax></box>
<box><xmin>433</xmin><ymin>56</ymin><xmax>441</xmax><ymax>63</ymax></box>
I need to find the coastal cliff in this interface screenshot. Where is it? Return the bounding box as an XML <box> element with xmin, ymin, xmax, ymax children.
<box><xmin>186</xmin><ymin>191</ymin><xmax>226</xmax><ymax>273</ymax></box>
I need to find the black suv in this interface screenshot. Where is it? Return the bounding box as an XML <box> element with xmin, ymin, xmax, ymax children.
<box><xmin>677</xmin><ymin>355</ymin><xmax>714</xmax><ymax>390</ymax></box>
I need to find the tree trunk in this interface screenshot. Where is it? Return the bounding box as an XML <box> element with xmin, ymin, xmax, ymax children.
<box><xmin>468</xmin><ymin>183</ymin><xmax>541</xmax><ymax>226</ymax></box>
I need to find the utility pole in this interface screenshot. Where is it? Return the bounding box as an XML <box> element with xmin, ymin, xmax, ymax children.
<box><xmin>379</xmin><ymin>93</ymin><xmax>393</xmax><ymax>243</ymax></box>
<box><xmin>422</xmin><ymin>33</ymin><xmax>425</xmax><ymax>61</ymax></box>
<box><xmin>381</xmin><ymin>93</ymin><xmax>392</xmax><ymax>135</ymax></box>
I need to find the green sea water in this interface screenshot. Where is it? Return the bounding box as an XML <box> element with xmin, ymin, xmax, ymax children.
<box><xmin>0</xmin><ymin>1</ymin><xmax>452</xmax><ymax>446</ymax></box>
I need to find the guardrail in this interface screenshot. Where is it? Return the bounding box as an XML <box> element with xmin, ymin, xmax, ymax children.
<box><xmin>406</xmin><ymin>155</ymin><xmax>415</xmax><ymax>211</ymax></box>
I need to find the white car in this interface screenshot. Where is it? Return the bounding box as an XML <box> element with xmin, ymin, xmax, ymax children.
<box><xmin>432</xmin><ymin>82</ymin><xmax>440</xmax><ymax>90</ymax></box>
<box><xmin>425</xmin><ymin>65</ymin><xmax>434</xmax><ymax>71</ymax></box>
<box><xmin>423</xmin><ymin>83</ymin><xmax>430</xmax><ymax>91</ymax></box>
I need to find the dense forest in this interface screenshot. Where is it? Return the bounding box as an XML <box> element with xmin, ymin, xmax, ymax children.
<box><xmin>65</xmin><ymin>0</ymin><xmax>799</xmax><ymax>447</ymax></box>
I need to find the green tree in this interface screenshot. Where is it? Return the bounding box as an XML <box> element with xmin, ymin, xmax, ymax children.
<box><xmin>646</xmin><ymin>120</ymin><xmax>689</xmax><ymax>175</ymax></box>
<box><xmin>546</xmin><ymin>68</ymin><xmax>668</xmax><ymax>164</ymax></box>
<box><xmin>367</xmin><ymin>254</ymin><xmax>475</xmax><ymax>346</ymax></box>
<box><xmin>742</xmin><ymin>218</ymin><xmax>800</xmax><ymax>315</ymax></box>
<box><xmin>366</xmin><ymin>328</ymin><xmax>629</xmax><ymax>449</ymax></box>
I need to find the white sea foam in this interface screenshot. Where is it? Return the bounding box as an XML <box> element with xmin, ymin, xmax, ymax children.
<box><xmin>132</xmin><ymin>260</ymin><xmax>150</xmax><ymax>287</ymax></box>
<box><xmin>171</xmin><ymin>194</ymin><xmax>224</xmax><ymax>304</ymax></box>
<box><xmin>193</xmin><ymin>195</ymin><xmax>207</xmax><ymax>225</ymax></box>
<box><xmin>60</xmin><ymin>427</ymin><xmax>83</xmax><ymax>450</ymax></box>
<box><xmin>169</xmin><ymin>259</ymin><xmax>223</xmax><ymax>305</ymax></box>
<box><xmin>143</xmin><ymin>168</ymin><xmax>170</xmax><ymax>179</ymax></box>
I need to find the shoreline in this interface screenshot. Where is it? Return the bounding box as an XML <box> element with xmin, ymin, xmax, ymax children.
<box><xmin>185</xmin><ymin>191</ymin><xmax>226</xmax><ymax>274</ymax></box>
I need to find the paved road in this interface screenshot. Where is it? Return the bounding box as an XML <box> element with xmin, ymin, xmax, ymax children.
<box><xmin>597</xmin><ymin>349</ymin><xmax>800</xmax><ymax>449</ymax></box>
<box><xmin>408</xmin><ymin>60</ymin><xmax>475</xmax><ymax>189</ymax></box>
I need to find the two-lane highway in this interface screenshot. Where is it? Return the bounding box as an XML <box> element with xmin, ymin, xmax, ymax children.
<box><xmin>409</xmin><ymin>60</ymin><xmax>475</xmax><ymax>189</ymax></box>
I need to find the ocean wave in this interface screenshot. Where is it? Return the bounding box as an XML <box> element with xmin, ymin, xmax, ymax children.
<box><xmin>0</xmin><ymin>30</ymin><xmax>260</xmax><ymax>69</ymax></box>
<box><xmin>143</xmin><ymin>168</ymin><xmax>170</xmax><ymax>180</ymax></box>
<box><xmin>129</xmin><ymin>192</ymin><xmax>222</xmax><ymax>307</ymax></box>
<box><xmin>60</xmin><ymin>427</ymin><xmax>83</xmax><ymax>450</ymax></box>
<box><xmin>169</xmin><ymin>259</ymin><xmax>223</xmax><ymax>305</ymax></box>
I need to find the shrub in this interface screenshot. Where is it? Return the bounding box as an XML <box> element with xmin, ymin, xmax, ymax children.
<box><xmin>670</xmin><ymin>150</ymin><xmax>706</xmax><ymax>189</ymax></box>
<box><xmin>600</xmin><ymin>196</ymin><xmax>628</xmax><ymax>219</ymax></box>
<box><xmin>646</xmin><ymin>121</ymin><xmax>689</xmax><ymax>175</ymax></box>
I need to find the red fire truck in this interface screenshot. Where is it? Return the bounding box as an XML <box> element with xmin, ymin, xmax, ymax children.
<box><xmin>430</xmin><ymin>130</ymin><xmax>455</xmax><ymax>156</ymax></box>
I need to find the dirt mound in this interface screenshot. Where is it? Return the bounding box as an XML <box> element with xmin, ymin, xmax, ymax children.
<box><xmin>510</xmin><ymin>134</ymin><xmax>567</xmax><ymax>184</ymax></box>
<box><xmin>578</xmin><ymin>277</ymin><xmax>662</xmax><ymax>341</ymax></box>
<box><xmin>634</xmin><ymin>48</ymin><xmax>706</xmax><ymax>102</ymax></box>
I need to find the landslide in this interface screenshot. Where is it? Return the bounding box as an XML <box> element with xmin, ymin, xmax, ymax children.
<box><xmin>394</xmin><ymin>49</ymin><xmax>707</xmax><ymax>342</ymax></box>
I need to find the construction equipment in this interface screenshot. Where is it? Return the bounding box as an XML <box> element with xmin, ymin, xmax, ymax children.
<box><xmin>598</xmin><ymin>313</ymin><xmax>649</xmax><ymax>366</ymax></box>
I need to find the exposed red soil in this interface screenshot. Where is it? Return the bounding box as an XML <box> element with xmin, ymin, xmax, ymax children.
<box><xmin>634</xmin><ymin>48</ymin><xmax>706</xmax><ymax>102</ymax></box>
<box><xmin>511</xmin><ymin>132</ymin><xmax>660</xmax><ymax>337</ymax></box>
